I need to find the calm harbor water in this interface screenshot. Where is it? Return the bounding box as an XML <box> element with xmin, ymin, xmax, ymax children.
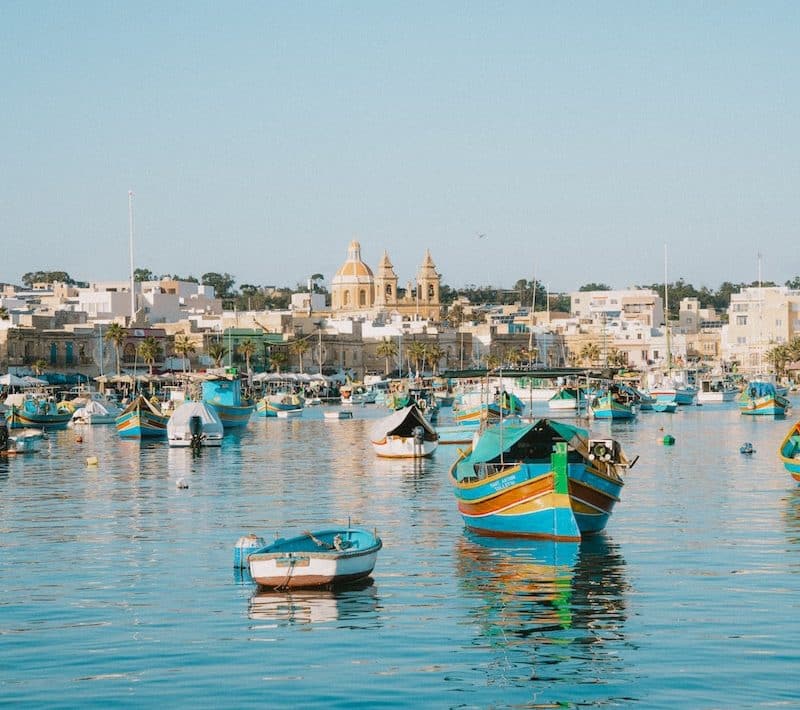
<box><xmin>1</xmin><ymin>401</ymin><xmax>799</xmax><ymax>708</ymax></box>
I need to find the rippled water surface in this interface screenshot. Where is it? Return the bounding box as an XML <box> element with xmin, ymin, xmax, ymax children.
<box><xmin>1</xmin><ymin>402</ymin><xmax>799</xmax><ymax>708</ymax></box>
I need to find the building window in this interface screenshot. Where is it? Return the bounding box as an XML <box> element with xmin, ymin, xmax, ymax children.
<box><xmin>50</xmin><ymin>343</ymin><xmax>58</xmax><ymax>365</ymax></box>
<box><xmin>343</xmin><ymin>291</ymin><xmax>350</xmax><ymax>306</ymax></box>
<box><xmin>385</xmin><ymin>284</ymin><xmax>393</xmax><ymax>298</ymax></box>
<box><xmin>428</xmin><ymin>284</ymin><xmax>435</xmax><ymax>300</ymax></box>
<box><xmin>736</xmin><ymin>315</ymin><xmax>747</xmax><ymax>325</ymax></box>
<box><xmin>359</xmin><ymin>290</ymin><xmax>366</xmax><ymax>306</ymax></box>
<box><xmin>737</xmin><ymin>337</ymin><xmax>747</xmax><ymax>345</ymax></box>
<box><xmin>65</xmin><ymin>342</ymin><xmax>74</xmax><ymax>365</ymax></box>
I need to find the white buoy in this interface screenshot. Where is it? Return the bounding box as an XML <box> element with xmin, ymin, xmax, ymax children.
<box><xmin>86</xmin><ymin>455</ymin><xmax>99</xmax><ymax>466</ymax></box>
<box><xmin>176</xmin><ymin>477</ymin><xmax>189</xmax><ymax>489</ymax></box>
<box><xmin>234</xmin><ymin>534</ymin><xmax>266</xmax><ymax>569</ymax></box>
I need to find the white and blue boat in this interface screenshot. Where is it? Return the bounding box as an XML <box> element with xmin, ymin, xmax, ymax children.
<box><xmin>244</xmin><ymin>526</ymin><xmax>382</xmax><ymax>590</ymax></box>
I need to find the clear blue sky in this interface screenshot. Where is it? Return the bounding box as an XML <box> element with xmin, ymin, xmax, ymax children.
<box><xmin>2</xmin><ymin>2</ymin><xmax>798</xmax><ymax>293</ymax></box>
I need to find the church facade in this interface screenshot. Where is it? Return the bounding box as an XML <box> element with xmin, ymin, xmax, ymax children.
<box><xmin>330</xmin><ymin>241</ymin><xmax>441</xmax><ymax>320</ymax></box>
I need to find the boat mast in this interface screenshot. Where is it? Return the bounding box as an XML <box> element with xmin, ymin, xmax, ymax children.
<box><xmin>128</xmin><ymin>190</ymin><xmax>136</xmax><ymax>323</ymax></box>
<box><xmin>664</xmin><ymin>244</ymin><xmax>671</xmax><ymax>372</ymax></box>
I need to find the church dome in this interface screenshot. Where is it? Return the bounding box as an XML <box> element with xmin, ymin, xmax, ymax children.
<box><xmin>333</xmin><ymin>240</ymin><xmax>374</xmax><ymax>282</ymax></box>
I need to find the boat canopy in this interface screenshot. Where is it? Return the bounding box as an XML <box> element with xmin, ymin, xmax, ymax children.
<box><xmin>747</xmin><ymin>381</ymin><xmax>777</xmax><ymax>398</ymax></box>
<box><xmin>467</xmin><ymin>418</ymin><xmax>589</xmax><ymax>465</ymax></box>
<box><xmin>370</xmin><ymin>405</ymin><xmax>437</xmax><ymax>441</ymax></box>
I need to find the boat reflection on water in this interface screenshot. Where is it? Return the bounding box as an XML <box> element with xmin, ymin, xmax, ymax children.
<box><xmin>457</xmin><ymin>533</ymin><xmax>581</xmax><ymax>634</ymax></box>
<box><xmin>248</xmin><ymin>578</ymin><xmax>380</xmax><ymax>628</ymax></box>
<box><xmin>456</xmin><ymin>531</ymin><xmax>629</xmax><ymax>692</ymax></box>
<box><xmin>783</xmin><ymin>487</ymin><xmax>800</xmax><ymax>546</ymax></box>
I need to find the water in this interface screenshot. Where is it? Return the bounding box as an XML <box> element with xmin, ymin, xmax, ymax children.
<box><xmin>1</xmin><ymin>402</ymin><xmax>799</xmax><ymax>708</ymax></box>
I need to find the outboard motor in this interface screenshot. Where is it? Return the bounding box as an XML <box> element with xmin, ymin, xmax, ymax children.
<box><xmin>189</xmin><ymin>415</ymin><xmax>204</xmax><ymax>451</ymax></box>
<box><xmin>412</xmin><ymin>425</ymin><xmax>425</xmax><ymax>444</ymax></box>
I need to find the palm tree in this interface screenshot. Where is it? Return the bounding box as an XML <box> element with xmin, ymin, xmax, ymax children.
<box><xmin>32</xmin><ymin>359</ymin><xmax>47</xmax><ymax>377</ymax></box>
<box><xmin>405</xmin><ymin>341</ymin><xmax>427</xmax><ymax>377</ymax></box>
<box><xmin>173</xmin><ymin>334</ymin><xmax>196</xmax><ymax>373</ymax></box>
<box><xmin>485</xmin><ymin>353</ymin><xmax>501</xmax><ymax>371</ymax></box>
<box><xmin>376</xmin><ymin>338</ymin><xmax>398</xmax><ymax>376</ymax></box>
<box><xmin>426</xmin><ymin>342</ymin><xmax>444</xmax><ymax>374</ymax></box>
<box><xmin>104</xmin><ymin>323</ymin><xmax>126</xmax><ymax>376</ymax></box>
<box><xmin>0</xmin><ymin>306</ymin><xmax>8</xmax><ymax>320</ymax></box>
<box><xmin>505</xmin><ymin>347</ymin><xmax>526</xmax><ymax>369</ymax></box>
<box><xmin>208</xmin><ymin>342</ymin><xmax>228</xmax><ymax>368</ymax></box>
<box><xmin>580</xmin><ymin>342</ymin><xmax>601</xmax><ymax>366</ymax></box>
<box><xmin>270</xmin><ymin>350</ymin><xmax>288</xmax><ymax>374</ymax></box>
<box><xmin>607</xmin><ymin>348</ymin><xmax>627</xmax><ymax>368</ymax></box>
<box><xmin>290</xmin><ymin>338</ymin><xmax>310</xmax><ymax>373</ymax></box>
<box><xmin>138</xmin><ymin>336</ymin><xmax>161</xmax><ymax>376</ymax></box>
<box><xmin>237</xmin><ymin>338</ymin><xmax>257</xmax><ymax>374</ymax></box>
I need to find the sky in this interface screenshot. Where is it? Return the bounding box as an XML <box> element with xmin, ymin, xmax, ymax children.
<box><xmin>2</xmin><ymin>2</ymin><xmax>798</xmax><ymax>294</ymax></box>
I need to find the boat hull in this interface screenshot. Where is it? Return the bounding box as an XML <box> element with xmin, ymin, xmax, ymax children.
<box><xmin>248</xmin><ymin>529</ymin><xmax>382</xmax><ymax>590</ymax></box>
<box><xmin>210</xmin><ymin>403</ymin><xmax>254</xmax><ymax>428</ymax></box>
<box><xmin>115</xmin><ymin>410</ymin><xmax>169</xmax><ymax>438</ymax></box>
<box><xmin>696</xmin><ymin>390</ymin><xmax>737</xmax><ymax>404</ymax></box>
<box><xmin>371</xmin><ymin>435</ymin><xmax>438</xmax><ymax>458</ymax></box>
<box><xmin>6</xmin><ymin>407</ymin><xmax>72</xmax><ymax>430</ymax></box>
<box><xmin>739</xmin><ymin>397</ymin><xmax>789</xmax><ymax>416</ymax></box>
<box><xmin>778</xmin><ymin>421</ymin><xmax>800</xmax><ymax>482</ymax></box>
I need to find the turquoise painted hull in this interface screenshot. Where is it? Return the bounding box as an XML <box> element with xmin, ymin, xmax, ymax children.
<box><xmin>115</xmin><ymin>410</ymin><xmax>168</xmax><ymax>438</ymax></box>
<box><xmin>210</xmin><ymin>402</ymin><xmax>254</xmax><ymax>428</ymax></box>
<box><xmin>739</xmin><ymin>397</ymin><xmax>788</xmax><ymax>416</ymax></box>
<box><xmin>6</xmin><ymin>407</ymin><xmax>72</xmax><ymax>430</ymax></box>
<box><xmin>591</xmin><ymin>405</ymin><xmax>635</xmax><ymax>420</ymax></box>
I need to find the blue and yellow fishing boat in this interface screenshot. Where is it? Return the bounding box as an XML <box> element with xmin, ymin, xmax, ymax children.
<box><xmin>5</xmin><ymin>393</ymin><xmax>73</xmax><ymax>430</ymax></box>
<box><xmin>587</xmin><ymin>385</ymin><xmax>637</xmax><ymax>420</ymax></box>
<box><xmin>778</xmin><ymin>420</ymin><xmax>800</xmax><ymax>483</ymax></box>
<box><xmin>739</xmin><ymin>381</ymin><xmax>790</xmax><ymax>416</ymax></box>
<box><xmin>450</xmin><ymin>419</ymin><xmax>631</xmax><ymax>540</ymax></box>
<box><xmin>202</xmin><ymin>376</ymin><xmax>254</xmax><ymax>428</ymax></box>
<box><xmin>452</xmin><ymin>391</ymin><xmax>524</xmax><ymax>426</ymax></box>
<box><xmin>115</xmin><ymin>394</ymin><xmax>169</xmax><ymax>438</ymax></box>
<box><xmin>256</xmin><ymin>391</ymin><xmax>304</xmax><ymax>417</ymax></box>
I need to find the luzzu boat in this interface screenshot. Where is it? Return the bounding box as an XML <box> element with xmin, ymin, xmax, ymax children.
<box><xmin>739</xmin><ymin>381</ymin><xmax>790</xmax><ymax>416</ymax></box>
<box><xmin>202</xmin><ymin>376</ymin><xmax>254</xmax><ymax>428</ymax></box>
<box><xmin>547</xmin><ymin>387</ymin><xmax>584</xmax><ymax>411</ymax></box>
<box><xmin>450</xmin><ymin>418</ymin><xmax>632</xmax><ymax>540</ymax></box>
<box><xmin>587</xmin><ymin>385</ymin><xmax>637</xmax><ymax>420</ymax></box>
<box><xmin>115</xmin><ymin>394</ymin><xmax>169</xmax><ymax>438</ymax></box>
<box><xmin>778</xmin><ymin>420</ymin><xmax>800</xmax><ymax>483</ymax></box>
<box><xmin>256</xmin><ymin>391</ymin><xmax>304</xmax><ymax>417</ymax></box>
<box><xmin>452</xmin><ymin>391</ymin><xmax>525</xmax><ymax>426</ymax></box>
<box><xmin>4</xmin><ymin>393</ymin><xmax>73</xmax><ymax>430</ymax></box>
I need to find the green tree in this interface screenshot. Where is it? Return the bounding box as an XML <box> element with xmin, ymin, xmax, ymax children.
<box><xmin>202</xmin><ymin>272</ymin><xmax>236</xmax><ymax>299</ymax></box>
<box><xmin>290</xmin><ymin>338</ymin><xmax>311</xmax><ymax>373</ymax></box>
<box><xmin>269</xmin><ymin>350</ymin><xmax>288</xmax><ymax>373</ymax></box>
<box><xmin>173</xmin><ymin>334</ymin><xmax>196</xmax><ymax>373</ymax></box>
<box><xmin>138</xmin><ymin>336</ymin><xmax>162</xmax><ymax>375</ymax></box>
<box><xmin>405</xmin><ymin>340</ymin><xmax>427</xmax><ymax>376</ymax></box>
<box><xmin>0</xmin><ymin>306</ymin><xmax>8</xmax><ymax>320</ymax></box>
<box><xmin>376</xmin><ymin>338</ymin><xmax>398</xmax><ymax>376</ymax></box>
<box><xmin>32</xmin><ymin>359</ymin><xmax>47</xmax><ymax>376</ymax></box>
<box><xmin>134</xmin><ymin>267</ymin><xmax>156</xmax><ymax>282</ymax></box>
<box><xmin>485</xmin><ymin>353</ymin><xmax>501</xmax><ymax>370</ymax></box>
<box><xmin>580</xmin><ymin>342</ymin><xmax>601</xmax><ymax>366</ymax></box>
<box><xmin>22</xmin><ymin>270</ymin><xmax>74</xmax><ymax>287</ymax></box>
<box><xmin>104</xmin><ymin>323</ymin><xmax>126</xmax><ymax>376</ymax></box>
<box><xmin>207</xmin><ymin>342</ymin><xmax>228</xmax><ymax>368</ymax></box>
<box><xmin>237</xmin><ymin>339</ymin><xmax>257</xmax><ymax>374</ymax></box>
<box><xmin>426</xmin><ymin>342</ymin><xmax>444</xmax><ymax>374</ymax></box>
<box><xmin>579</xmin><ymin>283</ymin><xmax>611</xmax><ymax>292</ymax></box>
